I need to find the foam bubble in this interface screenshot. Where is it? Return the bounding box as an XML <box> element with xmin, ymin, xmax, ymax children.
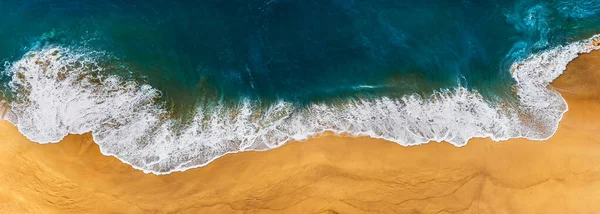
<box><xmin>3</xmin><ymin>35</ymin><xmax>599</xmax><ymax>174</ymax></box>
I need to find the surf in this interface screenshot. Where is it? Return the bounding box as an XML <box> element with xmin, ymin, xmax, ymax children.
<box><xmin>0</xmin><ymin>35</ymin><xmax>597</xmax><ymax>174</ymax></box>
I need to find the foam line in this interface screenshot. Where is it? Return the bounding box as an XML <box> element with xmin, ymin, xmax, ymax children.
<box><xmin>2</xmin><ymin>35</ymin><xmax>599</xmax><ymax>174</ymax></box>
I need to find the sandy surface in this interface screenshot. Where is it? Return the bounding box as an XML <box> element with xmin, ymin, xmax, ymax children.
<box><xmin>1</xmin><ymin>51</ymin><xmax>600</xmax><ymax>213</ymax></box>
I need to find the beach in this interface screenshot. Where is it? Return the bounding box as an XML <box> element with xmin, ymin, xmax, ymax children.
<box><xmin>1</xmin><ymin>50</ymin><xmax>600</xmax><ymax>213</ymax></box>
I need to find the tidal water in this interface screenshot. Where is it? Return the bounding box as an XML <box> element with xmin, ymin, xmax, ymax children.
<box><xmin>1</xmin><ymin>0</ymin><xmax>598</xmax><ymax>103</ymax></box>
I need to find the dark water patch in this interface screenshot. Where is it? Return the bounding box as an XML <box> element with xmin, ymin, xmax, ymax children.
<box><xmin>1</xmin><ymin>0</ymin><xmax>600</xmax><ymax>108</ymax></box>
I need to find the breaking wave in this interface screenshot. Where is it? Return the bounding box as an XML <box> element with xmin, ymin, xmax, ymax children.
<box><xmin>1</xmin><ymin>35</ymin><xmax>599</xmax><ymax>174</ymax></box>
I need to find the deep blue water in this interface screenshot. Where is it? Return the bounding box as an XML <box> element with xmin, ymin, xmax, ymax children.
<box><xmin>1</xmin><ymin>0</ymin><xmax>600</xmax><ymax>104</ymax></box>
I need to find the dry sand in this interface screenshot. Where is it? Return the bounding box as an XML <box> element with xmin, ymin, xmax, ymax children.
<box><xmin>1</xmin><ymin>51</ymin><xmax>600</xmax><ymax>213</ymax></box>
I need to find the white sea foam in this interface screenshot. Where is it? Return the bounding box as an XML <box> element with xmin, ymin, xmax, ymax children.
<box><xmin>2</xmin><ymin>35</ymin><xmax>599</xmax><ymax>174</ymax></box>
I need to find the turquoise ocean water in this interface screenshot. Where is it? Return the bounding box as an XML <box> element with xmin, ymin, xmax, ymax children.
<box><xmin>0</xmin><ymin>0</ymin><xmax>599</xmax><ymax>173</ymax></box>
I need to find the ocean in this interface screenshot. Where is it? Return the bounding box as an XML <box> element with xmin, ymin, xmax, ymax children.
<box><xmin>0</xmin><ymin>0</ymin><xmax>599</xmax><ymax>174</ymax></box>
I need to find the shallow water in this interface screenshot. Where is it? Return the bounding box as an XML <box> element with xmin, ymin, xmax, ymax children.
<box><xmin>1</xmin><ymin>0</ymin><xmax>599</xmax><ymax>174</ymax></box>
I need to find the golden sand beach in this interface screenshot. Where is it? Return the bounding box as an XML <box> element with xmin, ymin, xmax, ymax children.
<box><xmin>0</xmin><ymin>51</ymin><xmax>599</xmax><ymax>213</ymax></box>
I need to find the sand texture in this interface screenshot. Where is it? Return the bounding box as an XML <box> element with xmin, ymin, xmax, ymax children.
<box><xmin>1</xmin><ymin>51</ymin><xmax>600</xmax><ymax>213</ymax></box>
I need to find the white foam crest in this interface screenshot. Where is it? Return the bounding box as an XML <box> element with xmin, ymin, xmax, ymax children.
<box><xmin>4</xmin><ymin>35</ymin><xmax>599</xmax><ymax>174</ymax></box>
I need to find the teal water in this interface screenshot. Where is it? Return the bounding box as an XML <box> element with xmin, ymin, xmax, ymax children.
<box><xmin>1</xmin><ymin>0</ymin><xmax>598</xmax><ymax>103</ymax></box>
<box><xmin>1</xmin><ymin>0</ymin><xmax>599</xmax><ymax>173</ymax></box>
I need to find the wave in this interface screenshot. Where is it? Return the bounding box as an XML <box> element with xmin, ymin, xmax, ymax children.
<box><xmin>1</xmin><ymin>35</ymin><xmax>599</xmax><ymax>174</ymax></box>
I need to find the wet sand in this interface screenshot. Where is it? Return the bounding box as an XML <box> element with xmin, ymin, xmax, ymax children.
<box><xmin>1</xmin><ymin>51</ymin><xmax>600</xmax><ymax>213</ymax></box>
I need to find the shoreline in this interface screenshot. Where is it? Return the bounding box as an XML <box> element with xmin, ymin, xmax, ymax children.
<box><xmin>3</xmin><ymin>35</ymin><xmax>597</xmax><ymax>174</ymax></box>
<box><xmin>1</xmin><ymin>51</ymin><xmax>600</xmax><ymax>213</ymax></box>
